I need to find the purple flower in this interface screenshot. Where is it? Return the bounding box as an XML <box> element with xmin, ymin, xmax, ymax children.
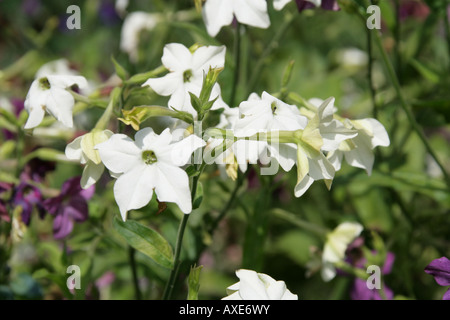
<box><xmin>20</xmin><ymin>157</ymin><xmax>55</xmax><ymax>183</ymax></box>
<box><xmin>43</xmin><ymin>176</ymin><xmax>94</xmax><ymax>239</ymax></box>
<box><xmin>350</xmin><ymin>252</ymin><xmax>395</xmax><ymax>300</ymax></box>
<box><xmin>424</xmin><ymin>257</ymin><xmax>450</xmax><ymax>300</ymax></box>
<box><xmin>98</xmin><ymin>0</ymin><xmax>121</xmax><ymax>26</ymax></box>
<box><xmin>12</xmin><ymin>182</ymin><xmax>45</xmax><ymax>225</ymax></box>
<box><xmin>295</xmin><ymin>0</ymin><xmax>340</xmax><ymax>12</ymax></box>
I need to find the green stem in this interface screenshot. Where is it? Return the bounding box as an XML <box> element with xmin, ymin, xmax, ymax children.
<box><xmin>370</xmin><ymin>26</ymin><xmax>450</xmax><ymax>188</ymax></box>
<box><xmin>162</xmin><ymin>164</ymin><xmax>205</xmax><ymax>300</ymax></box>
<box><xmin>248</xmin><ymin>13</ymin><xmax>296</xmax><ymax>94</ymax></box>
<box><xmin>366</xmin><ymin>20</ymin><xmax>377</xmax><ymax>119</ymax></box>
<box><xmin>128</xmin><ymin>246</ymin><xmax>142</xmax><ymax>300</ymax></box>
<box><xmin>271</xmin><ymin>208</ymin><xmax>329</xmax><ymax>238</ymax></box>
<box><xmin>229</xmin><ymin>22</ymin><xmax>241</xmax><ymax>107</ymax></box>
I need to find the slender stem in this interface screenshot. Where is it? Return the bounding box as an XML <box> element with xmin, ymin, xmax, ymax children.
<box><xmin>271</xmin><ymin>208</ymin><xmax>329</xmax><ymax>238</ymax></box>
<box><xmin>370</xmin><ymin>27</ymin><xmax>450</xmax><ymax>188</ymax></box>
<box><xmin>162</xmin><ymin>164</ymin><xmax>204</xmax><ymax>300</ymax></box>
<box><xmin>366</xmin><ymin>21</ymin><xmax>377</xmax><ymax>119</ymax></box>
<box><xmin>229</xmin><ymin>22</ymin><xmax>241</xmax><ymax>107</ymax></box>
<box><xmin>128</xmin><ymin>246</ymin><xmax>142</xmax><ymax>300</ymax></box>
<box><xmin>248</xmin><ymin>13</ymin><xmax>296</xmax><ymax>94</ymax></box>
<box><xmin>444</xmin><ymin>5</ymin><xmax>450</xmax><ymax>59</ymax></box>
<box><xmin>394</xmin><ymin>0</ymin><xmax>402</xmax><ymax>83</ymax></box>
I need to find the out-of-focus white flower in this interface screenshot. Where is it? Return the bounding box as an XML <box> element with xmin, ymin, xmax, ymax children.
<box><xmin>120</xmin><ymin>11</ymin><xmax>160</xmax><ymax>62</ymax></box>
<box><xmin>115</xmin><ymin>0</ymin><xmax>129</xmax><ymax>16</ymax></box>
<box><xmin>142</xmin><ymin>43</ymin><xmax>227</xmax><ymax>117</ymax></box>
<box><xmin>223</xmin><ymin>269</ymin><xmax>298</xmax><ymax>300</ymax></box>
<box><xmin>24</xmin><ymin>75</ymin><xmax>88</xmax><ymax>129</ymax></box>
<box><xmin>96</xmin><ymin>127</ymin><xmax>205</xmax><ymax>220</ymax></box>
<box><xmin>322</xmin><ymin>222</ymin><xmax>363</xmax><ymax>282</ymax></box>
<box><xmin>334</xmin><ymin>48</ymin><xmax>369</xmax><ymax>70</ymax></box>
<box><xmin>202</xmin><ymin>0</ymin><xmax>270</xmax><ymax>37</ymax></box>
<box><xmin>65</xmin><ymin>130</ymin><xmax>113</xmax><ymax>189</ymax></box>
<box><xmin>233</xmin><ymin>92</ymin><xmax>308</xmax><ymax>173</ymax></box>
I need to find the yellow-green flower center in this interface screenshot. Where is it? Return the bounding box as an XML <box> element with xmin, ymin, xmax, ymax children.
<box><xmin>183</xmin><ymin>69</ymin><xmax>193</xmax><ymax>83</ymax></box>
<box><xmin>39</xmin><ymin>77</ymin><xmax>51</xmax><ymax>90</ymax></box>
<box><xmin>271</xmin><ymin>102</ymin><xmax>278</xmax><ymax>115</ymax></box>
<box><xmin>142</xmin><ymin>150</ymin><xmax>157</xmax><ymax>165</ymax></box>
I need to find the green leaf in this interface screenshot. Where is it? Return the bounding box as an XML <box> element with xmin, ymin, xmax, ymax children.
<box><xmin>111</xmin><ymin>55</ymin><xmax>128</xmax><ymax>80</ymax></box>
<box><xmin>187</xmin><ymin>265</ymin><xmax>203</xmax><ymax>300</ymax></box>
<box><xmin>193</xmin><ymin>182</ymin><xmax>203</xmax><ymax>210</ymax></box>
<box><xmin>189</xmin><ymin>92</ymin><xmax>202</xmax><ymax>114</ymax></box>
<box><xmin>113</xmin><ymin>217</ymin><xmax>174</xmax><ymax>269</ymax></box>
<box><xmin>409</xmin><ymin>59</ymin><xmax>440</xmax><ymax>84</ymax></box>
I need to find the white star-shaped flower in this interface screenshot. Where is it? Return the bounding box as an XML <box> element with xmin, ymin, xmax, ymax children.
<box><xmin>321</xmin><ymin>222</ymin><xmax>363</xmax><ymax>282</ymax></box>
<box><xmin>202</xmin><ymin>0</ymin><xmax>271</xmax><ymax>37</ymax></box>
<box><xmin>222</xmin><ymin>269</ymin><xmax>298</xmax><ymax>300</ymax></box>
<box><xmin>142</xmin><ymin>43</ymin><xmax>227</xmax><ymax>117</ymax></box>
<box><xmin>95</xmin><ymin>127</ymin><xmax>205</xmax><ymax>220</ymax></box>
<box><xmin>24</xmin><ymin>75</ymin><xmax>88</xmax><ymax>129</ymax></box>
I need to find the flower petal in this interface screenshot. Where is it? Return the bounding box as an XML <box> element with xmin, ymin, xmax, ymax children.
<box><xmin>202</xmin><ymin>0</ymin><xmax>234</xmax><ymax>37</ymax></box>
<box><xmin>142</xmin><ymin>72</ymin><xmax>182</xmax><ymax>96</ymax></box>
<box><xmin>424</xmin><ymin>257</ymin><xmax>450</xmax><ymax>287</ymax></box>
<box><xmin>161</xmin><ymin>43</ymin><xmax>193</xmax><ymax>72</ymax></box>
<box><xmin>81</xmin><ymin>162</ymin><xmax>105</xmax><ymax>189</ymax></box>
<box><xmin>154</xmin><ymin>163</ymin><xmax>192</xmax><ymax>214</ymax></box>
<box><xmin>233</xmin><ymin>0</ymin><xmax>270</xmax><ymax>30</ymax></box>
<box><xmin>96</xmin><ymin>134</ymin><xmax>142</xmax><ymax>174</ymax></box>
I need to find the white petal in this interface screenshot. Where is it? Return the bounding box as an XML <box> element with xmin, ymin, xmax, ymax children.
<box><xmin>142</xmin><ymin>72</ymin><xmax>183</xmax><ymax>96</ymax></box>
<box><xmin>233</xmin><ymin>0</ymin><xmax>270</xmax><ymax>29</ymax></box>
<box><xmin>320</xmin><ymin>119</ymin><xmax>357</xmax><ymax>152</ymax></box>
<box><xmin>273</xmin><ymin>0</ymin><xmax>292</xmax><ymax>10</ymax></box>
<box><xmin>45</xmin><ymin>88</ymin><xmax>75</xmax><ymax>127</ymax></box>
<box><xmin>202</xmin><ymin>0</ymin><xmax>234</xmax><ymax>37</ymax></box>
<box><xmin>65</xmin><ymin>136</ymin><xmax>84</xmax><ymax>162</ymax></box>
<box><xmin>343</xmin><ymin>135</ymin><xmax>374</xmax><ymax>175</ymax></box>
<box><xmin>113</xmin><ymin>165</ymin><xmax>156</xmax><ymax>220</ymax></box>
<box><xmin>235</xmin><ymin>269</ymin><xmax>269</xmax><ymax>300</ymax></box>
<box><xmin>268</xmin><ymin>142</ymin><xmax>297</xmax><ymax>172</ymax></box>
<box><xmin>157</xmin><ymin>133</ymin><xmax>206</xmax><ymax>167</ymax></box>
<box><xmin>95</xmin><ymin>134</ymin><xmax>142</xmax><ymax>174</ymax></box>
<box><xmin>294</xmin><ymin>174</ymin><xmax>314</xmax><ymax>197</ymax></box>
<box><xmin>363</xmin><ymin>118</ymin><xmax>390</xmax><ymax>148</ymax></box>
<box><xmin>327</xmin><ymin>150</ymin><xmax>343</xmax><ymax>171</ymax></box>
<box><xmin>308</xmin><ymin>153</ymin><xmax>335</xmax><ymax>180</ymax></box>
<box><xmin>161</xmin><ymin>43</ymin><xmax>193</xmax><ymax>72</ymax></box>
<box><xmin>323</xmin><ymin>222</ymin><xmax>363</xmax><ymax>263</ymax></box>
<box><xmin>81</xmin><ymin>162</ymin><xmax>105</xmax><ymax>189</ymax></box>
<box><xmin>192</xmin><ymin>45</ymin><xmax>226</xmax><ymax>73</ymax></box>
<box><xmin>154</xmin><ymin>163</ymin><xmax>192</xmax><ymax>214</ymax></box>
<box><xmin>47</xmin><ymin>75</ymin><xmax>88</xmax><ymax>90</ymax></box>
<box><xmin>321</xmin><ymin>262</ymin><xmax>337</xmax><ymax>282</ymax></box>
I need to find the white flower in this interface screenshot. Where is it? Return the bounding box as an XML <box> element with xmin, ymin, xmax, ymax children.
<box><xmin>223</xmin><ymin>269</ymin><xmax>298</xmax><ymax>300</ymax></box>
<box><xmin>120</xmin><ymin>11</ymin><xmax>160</xmax><ymax>62</ymax></box>
<box><xmin>95</xmin><ymin>127</ymin><xmax>205</xmax><ymax>220</ymax></box>
<box><xmin>35</xmin><ymin>59</ymin><xmax>79</xmax><ymax>79</ymax></box>
<box><xmin>202</xmin><ymin>0</ymin><xmax>270</xmax><ymax>37</ymax></box>
<box><xmin>142</xmin><ymin>43</ymin><xmax>227</xmax><ymax>117</ymax></box>
<box><xmin>321</xmin><ymin>222</ymin><xmax>363</xmax><ymax>282</ymax></box>
<box><xmin>233</xmin><ymin>92</ymin><xmax>308</xmax><ymax>173</ymax></box>
<box><xmin>326</xmin><ymin>118</ymin><xmax>390</xmax><ymax>176</ymax></box>
<box><xmin>65</xmin><ymin>130</ymin><xmax>113</xmax><ymax>189</ymax></box>
<box><xmin>24</xmin><ymin>75</ymin><xmax>88</xmax><ymax>129</ymax></box>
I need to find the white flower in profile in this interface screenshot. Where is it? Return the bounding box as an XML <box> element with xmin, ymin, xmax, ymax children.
<box><xmin>142</xmin><ymin>43</ymin><xmax>227</xmax><ymax>117</ymax></box>
<box><xmin>35</xmin><ymin>59</ymin><xmax>78</xmax><ymax>79</ymax></box>
<box><xmin>321</xmin><ymin>222</ymin><xmax>363</xmax><ymax>282</ymax></box>
<box><xmin>24</xmin><ymin>75</ymin><xmax>88</xmax><ymax>129</ymax></box>
<box><xmin>233</xmin><ymin>92</ymin><xmax>308</xmax><ymax>173</ymax></box>
<box><xmin>95</xmin><ymin>127</ymin><xmax>205</xmax><ymax>220</ymax></box>
<box><xmin>223</xmin><ymin>269</ymin><xmax>298</xmax><ymax>300</ymax></box>
<box><xmin>120</xmin><ymin>11</ymin><xmax>160</xmax><ymax>62</ymax></box>
<box><xmin>202</xmin><ymin>0</ymin><xmax>270</xmax><ymax>37</ymax></box>
<box><xmin>65</xmin><ymin>130</ymin><xmax>113</xmax><ymax>189</ymax></box>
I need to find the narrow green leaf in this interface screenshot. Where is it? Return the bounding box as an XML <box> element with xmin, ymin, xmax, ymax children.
<box><xmin>113</xmin><ymin>218</ymin><xmax>174</xmax><ymax>269</ymax></box>
<box><xmin>111</xmin><ymin>55</ymin><xmax>128</xmax><ymax>80</ymax></box>
<box><xmin>187</xmin><ymin>265</ymin><xmax>203</xmax><ymax>300</ymax></box>
<box><xmin>193</xmin><ymin>182</ymin><xmax>203</xmax><ymax>210</ymax></box>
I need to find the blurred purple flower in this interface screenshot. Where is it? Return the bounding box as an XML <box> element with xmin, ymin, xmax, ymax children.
<box><xmin>350</xmin><ymin>252</ymin><xmax>395</xmax><ymax>300</ymax></box>
<box><xmin>43</xmin><ymin>176</ymin><xmax>94</xmax><ymax>239</ymax></box>
<box><xmin>99</xmin><ymin>0</ymin><xmax>121</xmax><ymax>26</ymax></box>
<box><xmin>399</xmin><ymin>0</ymin><xmax>430</xmax><ymax>21</ymax></box>
<box><xmin>295</xmin><ymin>0</ymin><xmax>339</xmax><ymax>12</ymax></box>
<box><xmin>20</xmin><ymin>157</ymin><xmax>55</xmax><ymax>183</ymax></box>
<box><xmin>21</xmin><ymin>0</ymin><xmax>41</xmax><ymax>17</ymax></box>
<box><xmin>424</xmin><ymin>257</ymin><xmax>450</xmax><ymax>300</ymax></box>
<box><xmin>12</xmin><ymin>182</ymin><xmax>45</xmax><ymax>225</ymax></box>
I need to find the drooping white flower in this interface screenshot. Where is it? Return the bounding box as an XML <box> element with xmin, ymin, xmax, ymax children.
<box><xmin>120</xmin><ymin>11</ymin><xmax>160</xmax><ymax>62</ymax></box>
<box><xmin>142</xmin><ymin>43</ymin><xmax>227</xmax><ymax>117</ymax></box>
<box><xmin>35</xmin><ymin>59</ymin><xmax>79</xmax><ymax>79</ymax></box>
<box><xmin>24</xmin><ymin>75</ymin><xmax>88</xmax><ymax>129</ymax></box>
<box><xmin>95</xmin><ymin>127</ymin><xmax>205</xmax><ymax>220</ymax></box>
<box><xmin>202</xmin><ymin>0</ymin><xmax>270</xmax><ymax>37</ymax></box>
<box><xmin>223</xmin><ymin>269</ymin><xmax>298</xmax><ymax>300</ymax></box>
<box><xmin>65</xmin><ymin>130</ymin><xmax>113</xmax><ymax>189</ymax></box>
<box><xmin>321</xmin><ymin>222</ymin><xmax>363</xmax><ymax>282</ymax></box>
<box><xmin>233</xmin><ymin>92</ymin><xmax>308</xmax><ymax>173</ymax></box>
